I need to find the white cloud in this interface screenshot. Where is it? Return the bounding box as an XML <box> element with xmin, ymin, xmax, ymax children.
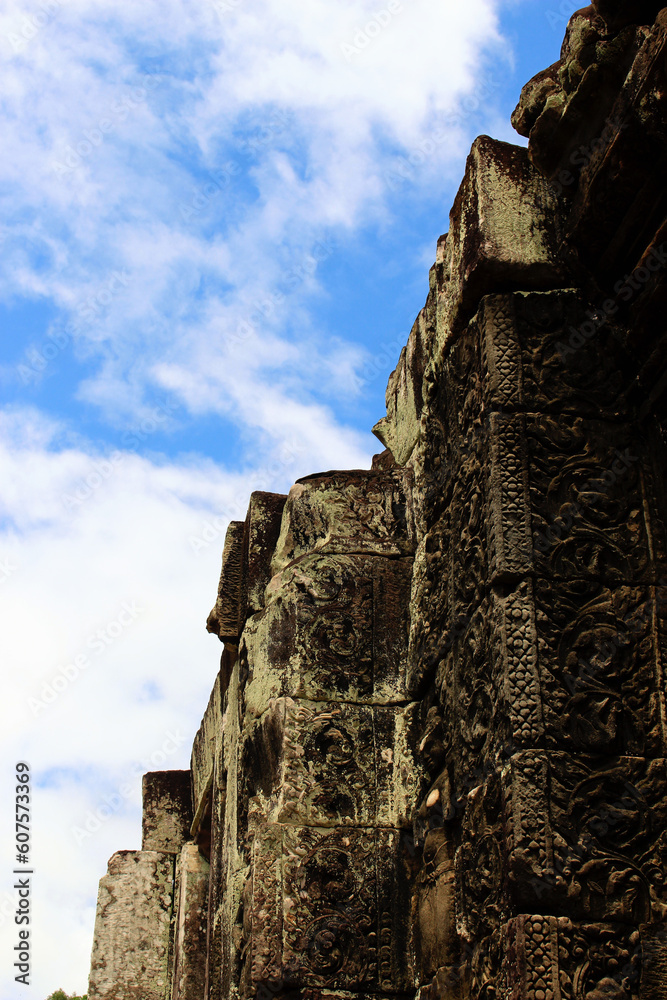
<box><xmin>0</xmin><ymin>401</ymin><xmax>370</xmax><ymax>996</ymax></box>
<box><xmin>0</xmin><ymin>0</ymin><xmax>514</xmax><ymax>994</ymax></box>
<box><xmin>1</xmin><ymin>0</ymin><xmax>505</xmax><ymax>432</ymax></box>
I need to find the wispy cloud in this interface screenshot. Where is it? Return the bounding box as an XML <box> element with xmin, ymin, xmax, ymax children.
<box><xmin>0</xmin><ymin>0</ymin><xmax>514</xmax><ymax>994</ymax></box>
<box><xmin>1</xmin><ymin>0</ymin><xmax>504</xmax><ymax>435</ymax></box>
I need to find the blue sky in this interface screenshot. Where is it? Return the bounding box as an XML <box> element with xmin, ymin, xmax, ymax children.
<box><xmin>0</xmin><ymin>0</ymin><xmax>573</xmax><ymax>995</ymax></box>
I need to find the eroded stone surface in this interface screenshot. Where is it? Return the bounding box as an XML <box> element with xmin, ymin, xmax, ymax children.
<box><xmin>88</xmin><ymin>850</ymin><xmax>174</xmax><ymax>1000</ymax></box>
<box><xmin>373</xmin><ymin>308</ymin><xmax>429</xmax><ymax>465</ymax></box>
<box><xmin>245</xmin><ymin>491</ymin><xmax>287</xmax><ymax>613</ymax></box>
<box><xmin>190</xmin><ymin>671</ymin><xmax>224</xmax><ymax>828</ymax></box>
<box><xmin>142</xmin><ymin>770</ymin><xmax>193</xmax><ymax>853</ymax></box>
<box><xmin>239</xmin><ymin>697</ymin><xmax>421</xmax><ymax>829</ymax></box>
<box><xmin>242</xmin><ymin>823</ymin><xmax>417</xmax><ymax>995</ymax></box>
<box><xmin>172</xmin><ymin>844</ymin><xmax>210</xmax><ymax>1000</ymax></box>
<box><xmin>207</xmin><ymin>520</ymin><xmax>246</xmax><ymax>642</ymax></box>
<box><xmin>433</xmin><ymin>136</ymin><xmax>569</xmax><ymax>352</ymax></box>
<box><xmin>271</xmin><ymin>469</ymin><xmax>415</xmax><ymax>572</ymax></box>
<box><xmin>243</xmin><ymin>554</ymin><xmax>414</xmax><ymax>710</ymax></box>
<box><xmin>86</xmin><ymin>8</ymin><xmax>667</xmax><ymax>1000</ymax></box>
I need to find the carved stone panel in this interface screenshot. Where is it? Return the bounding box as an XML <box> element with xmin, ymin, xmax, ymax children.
<box><xmin>408</xmin><ymin>360</ymin><xmax>453</xmax><ymax>540</ymax></box>
<box><xmin>526</xmin><ymin>414</ymin><xmax>651</xmax><ymax>585</ymax></box>
<box><xmin>273</xmin><ymin>699</ymin><xmax>375</xmax><ymax>828</ymax></box>
<box><xmin>408</xmin><ymin>400</ymin><xmax>490</xmax><ymax>693</ymax></box>
<box><xmin>244</xmin><ymin>823</ymin><xmax>283</xmax><ymax>990</ymax></box>
<box><xmin>485</xmin><ymin>412</ymin><xmax>653</xmax><ymax>587</ymax></box>
<box><xmin>407</xmin><ymin>512</ymin><xmax>453</xmax><ymax>696</ymax></box>
<box><xmin>487</xmin><ymin>292</ymin><xmax>635</xmax><ymax>419</ymax></box>
<box><xmin>428</xmin><ymin>580</ymin><xmax>665</xmax><ymax>774</ymax></box>
<box><xmin>241</xmin><ymin>825</ymin><xmax>415</xmax><ymax>994</ymax></box>
<box><xmin>243</xmin><ymin>554</ymin><xmax>413</xmax><ymax>711</ymax></box>
<box><xmin>422</xmin><ymin>913</ymin><xmax>647</xmax><ymax>1000</ymax></box>
<box><xmin>284</xmin><ymin>826</ymin><xmax>380</xmax><ymax>991</ymax></box>
<box><xmin>453</xmin><ymin>752</ymin><xmax>667</xmax><ymax>930</ymax></box>
<box><xmin>412</xmin><ymin>425</ymin><xmax>657</xmax><ymax>716</ymax></box>
<box><xmin>534</xmin><ymin>581</ymin><xmax>663</xmax><ymax>758</ymax></box>
<box><xmin>455</xmin><ymin>770</ymin><xmax>505</xmax><ymax>945</ymax></box>
<box><xmin>240</xmin><ymin>698</ymin><xmax>421</xmax><ymax>830</ymax></box>
<box><xmin>271</xmin><ymin>469</ymin><xmax>415</xmax><ymax>574</ymax></box>
<box><xmin>506</xmin><ymin>914</ymin><xmax>643</xmax><ymax>1000</ymax></box>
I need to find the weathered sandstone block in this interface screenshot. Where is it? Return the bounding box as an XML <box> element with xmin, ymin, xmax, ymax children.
<box><xmin>565</xmin><ymin>14</ymin><xmax>667</xmax><ymax>293</ymax></box>
<box><xmin>242</xmin><ymin>554</ymin><xmax>413</xmax><ymax>711</ymax></box>
<box><xmin>434</xmin><ymin>136</ymin><xmax>568</xmax><ymax>351</ymax></box>
<box><xmin>449</xmin><ymin>752</ymin><xmax>667</xmax><ymax>934</ymax></box>
<box><xmin>190</xmin><ymin>671</ymin><xmax>224</xmax><ymax>829</ymax></box>
<box><xmin>245</xmin><ymin>491</ymin><xmax>287</xmax><ymax>613</ymax></box>
<box><xmin>171</xmin><ymin>843</ymin><xmax>210</xmax><ymax>1000</ymax></box>
<box><xmin>373</xmin><ymin>307</ymin><xmax>429</xmax><ymax>466</ymax></box>
<box><xmin>88</xmin><ymin>850</ymin><xmax>174</xmax><ymax>1000</ymax></box>
<box><xmin>271</xmin><ymin>469</ymin><xmax>415</xmax><ymax>573</ymax></box>
<box><xmin>408</xmin><ymin>289</ymin><xmax>642</xmax><ymax>552</ymax></box>
<box><xmin>513</xmin><ymin>8</ymin><xmax>649</xmax><ymax>181</ymax></box>
<box><xmin>142</xmin><ymin>769</ymin><xmax>193</xmax><ymax>853</ymax></box>
<box><xmin>207</xmin><ymin>520</ymin><xmax>246</xmax><ymax>642</ymax></box>
<box><xmin>417</xmin><ymin>581</ymin><xmax>667</xmax><ymax>775</ymax></box>
<box><xmin>408</xmin><ymin>410</ymin><xmax>664</xmax><ymax>700</ymax></box>
<box><xmin>239</xmin><ymin>697</ymin><xmax>421</xmax><ymax>829</ymax></box>
<box><xmin>243</xmin><ymin>823</ymin><xmax>416</xmax><ymax>995</ymax></box>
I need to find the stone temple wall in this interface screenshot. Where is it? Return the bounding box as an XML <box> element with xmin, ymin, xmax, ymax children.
<box><xmin>86</xmin><ymin>3</ymin><xmax>667</xmax><ymax>998</ymax></box>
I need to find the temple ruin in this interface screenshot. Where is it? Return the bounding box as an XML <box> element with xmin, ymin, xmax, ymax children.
<box><xmin>86</xmin><ymin>3</ymin><xmax>667</xmax><ymax>998</ymax></box>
